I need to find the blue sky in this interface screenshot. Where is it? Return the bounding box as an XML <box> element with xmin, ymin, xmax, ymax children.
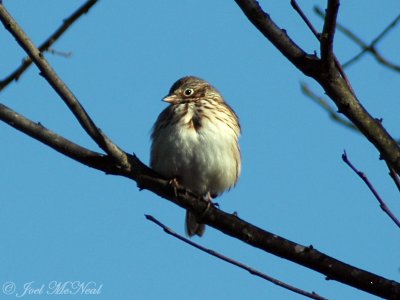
<box><xmin>1</xmin><ymin>1</ymin><xmax>399</xmax><ymax>299</ymax></box>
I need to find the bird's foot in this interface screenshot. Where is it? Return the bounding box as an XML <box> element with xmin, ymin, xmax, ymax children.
<box><xmin>169</xmin><ymin>178</ymin><xmax>180</xmax><ymax>196</ymax></box>
<box><xmin>199</xmin><ymin>192</ymin><xmax>216</xmax><ymax>219</ymax></box>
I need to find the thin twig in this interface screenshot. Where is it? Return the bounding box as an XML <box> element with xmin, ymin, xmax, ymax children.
<box><xmin>301</xmin><ymin>83</ymin><xmax>400</xmax><ymax>144</ymax></box>
<box><xmin>300</xmin><ymin>83</ymin><xmax>358</xmax><ymax>132</ymax></box>
<box><xmin>0</xmin><ymin>0</ymin><xmax>98</xmax><ymax>91</ymax></box>
<box><xmin>344</xmin><ymin>13</ymin><xmax>400</xmax><ymax>70</ymax></box>
<box><xmin>314</xmin><ymin>7</ymin><xmax>400</xmax><ymax>72</ymax></box>
<box><xmin>145</xmin><ymin>215</ymin><xmax>327</xmax><ymax>300</ymax></box>
<box><xmin>290</xmin><ymin>0</ymin><xmax>320</xmax><ymax>38</ymax></box>
<box><xmin>301</xmin><ymin>82</ymin><xmax>400</xmax><ymax>156</ymax></box>
<box><xmin>0</xmin><ymin>3</ymin><xmax>130</xmax><ymax>171</ymax></box>
<box><xmin>369</xmin><ymin>13</ymin><xmax>400</xmax><ymax>47</ymax></box>
<box><xmin>291</xmin><ymin>0</ymin><xmax>355</xmax><ymax>96</ymax></box>
<box><xmin>342</xmin><ymin>151</ymin><xmax>400</xmax><ymax>228</ymax></box>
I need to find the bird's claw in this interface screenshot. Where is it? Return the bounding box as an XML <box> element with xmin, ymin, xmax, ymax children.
<box><xmin>169</xmin><ymin>178</ymin><xmax>179</xmax><ymax>196</ymax></box>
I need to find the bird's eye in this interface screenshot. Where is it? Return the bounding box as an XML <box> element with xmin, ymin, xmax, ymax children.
<box><xmin>183</xmin><ymin>88</ymin><xmax>194</xmax><ymax>96</ymax></box>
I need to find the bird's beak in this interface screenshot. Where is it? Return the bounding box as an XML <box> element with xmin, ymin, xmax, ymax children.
<box><xmin>163</xmin><ymin>94</ymin><xmax>178</xmax><ymax>104</ymax></box>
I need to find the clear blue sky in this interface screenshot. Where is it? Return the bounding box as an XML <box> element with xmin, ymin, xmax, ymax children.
<box><xmin>1</xmin><ymin>1</ymin><xmax>399</xmax><ymax>299</ymax></box>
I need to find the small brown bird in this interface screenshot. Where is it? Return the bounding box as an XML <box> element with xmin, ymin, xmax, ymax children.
<box><xmin>150</xmin><ymin>76</ymin><xmax>241</xmax><ymax>237</ymax></box>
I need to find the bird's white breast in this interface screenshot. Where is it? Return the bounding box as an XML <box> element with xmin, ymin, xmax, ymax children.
<box><xmin>151</xmin><ymin>104</ymin><xmax>240</xmax><ymax>196</ymax></box>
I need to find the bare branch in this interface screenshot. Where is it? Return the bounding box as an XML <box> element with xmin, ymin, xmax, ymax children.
<box><xmin>0</xmin><ymin>0</ymin><xmax>98</xmax><ymax>91</ymax></box>
<box><xmin>345</xmin><ymin>13</ymin><xmax>400</xmax><ymax>71</ymax></box>
<box><xmin>300</xmin><ymin>84</ymin><xmax>400</xmax><ymax>145</ymax></box>
<box><xmin>0</xmin><ymin>103</ymin><xmax>123</xmax><ymax>174</ymax></box>
<box><xmin>146</xmin><ymin>215</ymin><xmax>327</xmax><ymax>300</ymax></box>
<box><xmin>1</xmin><ymin>99</ymin><xmax>399</xmax><ymax>298</ymax></box>
<box><xmin>301</xmin><ymin>84</ymin><xmax>400</xmax><ymax>193</ymax></box>
<box><xmin>314</xmin><ymin>7</ymin><xmax>400</xmax><ymax>72</ymax></box>
<box><xmin>300</xmin><ymin>83</ymin><xmax>358</xmax><ymax>132</ymax></box>
<box><xmin>0</xmin><ymin>3</ymin><xmax>130</xmax><ymax>171</ymax></box>
<box><xmin>342</xmin><ymin>151</ymin><xmax>400</xmax><ymax>228</ymax></box>
<box><xmin>290</xmin><ymin>0</ymin><xmax>320</xmax><ymax>39</ymax></box>
<box><xmin>1</xmin><ymin>2</ymin><xmax>400</xmax><ymax>298</ymax></box>
<box><xmin>369</xmin><ymin>13</ymin><xmax>400</xmax><ymax>48</ymax></box>
<box><xmin>291</xmin><ymin>0</ymin><xmax>354</xmax><ymax>95</ymax></box>
<box><xmin>235</xmin><ymin>0</ymin><xmax>400</xmax><ymax>175</ymax></box>
<box><xmin>320</xmin><ymin>0</ymin><xmax>339</xmax><ymax>67</ymax></box>
<box><xmin>386</xmin><ymin>162</ymin><xmax>400</xmax><ymax>193</ymax></box>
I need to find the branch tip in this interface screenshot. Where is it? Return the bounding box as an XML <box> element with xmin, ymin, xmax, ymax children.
<box><xmin>146</xmin><ymin>215</ymin><xmax>328</xmax><ymax>300</ymax></box>
<box><xmin>342</xmin><ymin>152</ymin><xmax>400</xmax><ymax>228</ymax></box>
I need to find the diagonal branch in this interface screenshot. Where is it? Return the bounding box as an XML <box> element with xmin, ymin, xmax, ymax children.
<box><xmin>0</xmin><ymin>0</ymin><xmax>98</xmax><ymax>92</ymax></box>
<box><xmin>368</xmin><ymin>13</ymin><xmax>400</xmax><ymax>47</ymax></box>
<box><xmin>234</xmin><ymin>0</ymin><xmax>400</xmax><ymax>175</ymax></box>
<box><xmin>1</xmin><ymin>100</ymin><xmax>400</xmax><ymax>299</ymax></box>
<box><xmin>301</xmin><ymin>82</ymin><xmax>400</xmax><ymax>189</ymax></box>
<box><xmin>314</xmin><ymin>7</ymin><xmax>400</xmax><ymax>72</ymax></box>
<box><xmin>0</xmin><ymin>3</ymin><xmax>129</xmax><ymax>171</ymax></box>
<box><xmin>0</xmin><ymin>102</ymin><xmax>117</xmax><ymax>173</ymax></box>
<box><xmin>290</xmin><ymin>0</ymin><xmax>355</xmax><ymax>95</ymax></box>
<box><xmin>146</xmin><ymin>215</ymin><xmax>327</xmax><ymax>300</ymax></box>
<box><xmin>300</xmin><ymin>83</ymin><xmax>358</xmax><ymax>132</ymax></box>
<box><xmin>234</xmin><ymin>0</ymin><xmax>321</xmax><ymax>77</ymax></box>
<box><xmin>343</xmin><ymin>12</ymin><xmax>400</xmax><ymax>71</ymax></box>
<box><xmin>342</xmin><ymin>152</ymin><xmax>400</xmax><ymax>228</ymax></box>
<box><xmin>1</xmin><ymin>2</ymin><xmax>400</xmax><ymax>298</ymax></box>
<box><xmin>290</xmin><ymin>0</ymin><xmax>320</xmax><ymax>38</ymax></box>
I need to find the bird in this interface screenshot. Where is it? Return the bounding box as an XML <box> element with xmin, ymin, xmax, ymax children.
<box><xmin>150</xmin><ymin>76</ymin><xmax>241</xmax><ymax>237</ymax></box>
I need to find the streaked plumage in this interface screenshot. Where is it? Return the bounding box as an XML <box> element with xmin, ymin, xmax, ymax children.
<box><xmin>150</xmin><ymin>76</ymin><xmax>241</xmax><ymax>236</ymax></box>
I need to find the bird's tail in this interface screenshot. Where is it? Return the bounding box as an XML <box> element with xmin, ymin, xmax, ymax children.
<box><xmin>185</xmin><ymin>210</ymin><xmax>205</xmax><ymax>237</ymax></box>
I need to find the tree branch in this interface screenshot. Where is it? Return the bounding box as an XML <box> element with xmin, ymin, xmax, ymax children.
<box><xmin>386</xmin><ymin>162</ymin><xmax>400</xmax><ymax>193</ymax></box>
<box><xmin>320</xmin><ymin>0</ymin><xmax>339</xmax><ymax>69</ymax></box>
<box><xmin>314</xmin><ymin>7</ymin><xmax>400</xmax><ymax>72</ymax></box>
<box><xmin>234</xmin><ymin>0</ymin><xmax>400</xmax><ymax>175</ymax></box>
<box><xmin>146</xmin><ymin>215</ymin><xmax>327</xmax><ymax>300</ymax></box>
<box><xmin>300</xmin><ymin>82</ymin><xmax>400</xmax><ymax>188</ymax></box>
<box><xmin>300</xmin><ymin>83</ymin><xmax>359</xmax><ymax>132</ymax></box>
<box><xmin>0</xmin><ymin>3</ymin><xmax>130</xmax><ymax>171</ymax></box>
<box><xmin>0</xmin><ymin>103</ymin><xmax>115</xmax><ymax>173</ymax></box>
<box><xmin>0</xmin><ymin>0</ymin><xmax>98</xmax><ymax>92</ymax></box>
<box><xmin>235</xmin><ymin>0</ymin><xmax>322</xmax><ymax>77</ymax></box>
<box><xmin>1</xmin><ymin>2</ymin><xmax>400</xmax><ymax>298</ymax></box>
<box><xmin>291</xmin><ymin>0</ymin><xmax>354</xmax><ymax>95</ymax></box>
<box><xmin>2</xmin><ymin>97</ymin><xmax>400</xmax><ymax>299</ymax></box>
<box><xmin>342</xmin><ymin>151</ymin><xmax>400</xmax><ymax>228</ymax></box>
<box><xmin>290</xmin><ymin>0</ymin><xmax>320</xmax><ymax>38</ymax></box>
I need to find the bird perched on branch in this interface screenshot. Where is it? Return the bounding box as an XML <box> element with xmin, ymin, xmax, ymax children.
<box><xmin>150</xmin><ymin>76</ymin><xmax>241</xmax><ymax>237</ymax></box>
